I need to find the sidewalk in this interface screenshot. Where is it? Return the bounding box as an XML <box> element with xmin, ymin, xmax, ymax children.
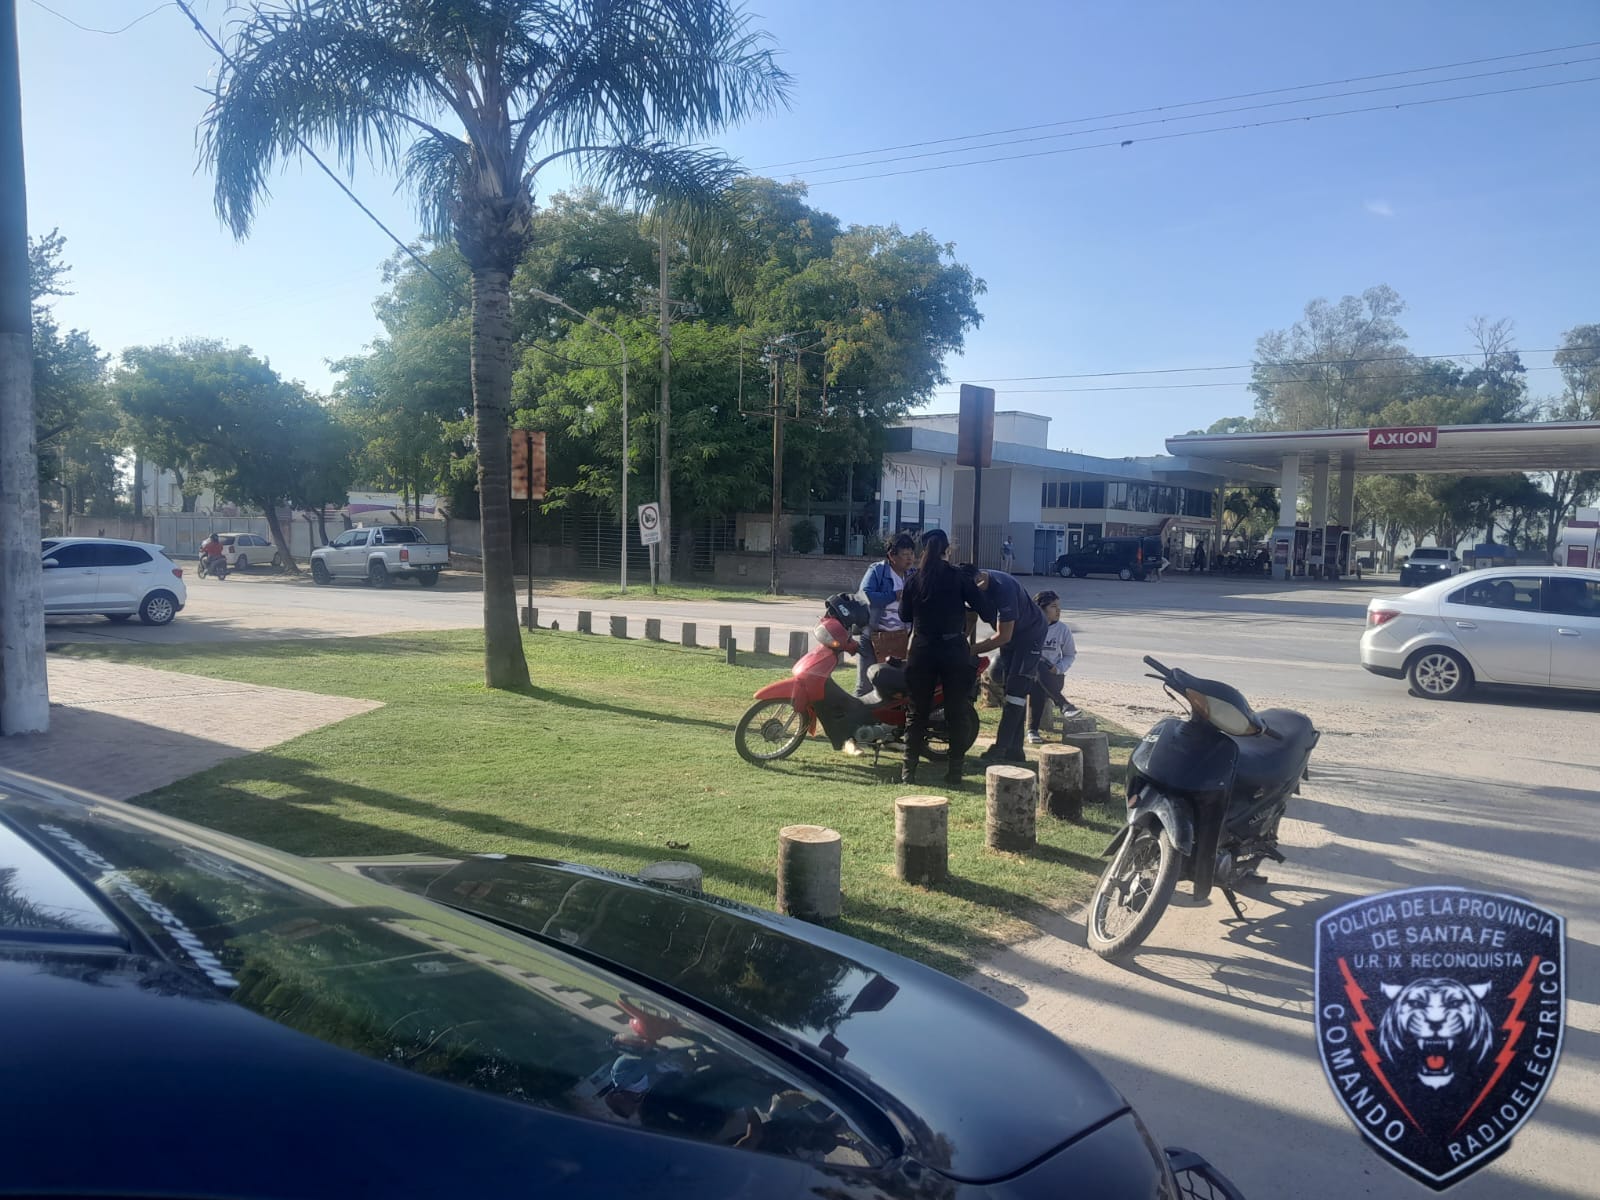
<box><xmin>0</xmin><ymin>656</ymin><xmax>381</xmax><ymax>801</ymax></box>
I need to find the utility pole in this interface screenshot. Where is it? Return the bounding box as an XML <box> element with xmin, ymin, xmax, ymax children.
<box><xmin>657</xmin><ymin>219</ymin><xmax>672</xmax><ymax>583</ymax></box>
<box><xmin>769</xmin><ymin>354</ymin><xmax>784</xmax><ymax>594</ymax></box>
<box><xmin>0</xmin><ymin>0</ymin><xmax>49</xmax><ymax>733</ymax></box>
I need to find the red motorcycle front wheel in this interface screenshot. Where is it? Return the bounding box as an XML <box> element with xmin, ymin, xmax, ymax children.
<box><xmin>735</xmin><ymin>700</ymin><xmax>808</xmax><ymax>765</ymax></box>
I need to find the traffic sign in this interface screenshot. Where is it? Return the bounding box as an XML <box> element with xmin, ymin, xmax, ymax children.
<box><xmin>638</xmin><ymin>502</ymin><xmax>662</xmax><ymax>545</ymax></box>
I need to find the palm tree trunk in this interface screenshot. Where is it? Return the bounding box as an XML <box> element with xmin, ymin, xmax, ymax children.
<box><xmin>470</xmin><ymin>264</ymin><xmax>531</xmax><ymax>690</ymax></box>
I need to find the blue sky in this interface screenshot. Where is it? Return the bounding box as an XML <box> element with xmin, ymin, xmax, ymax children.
<box><xmin>17</xmin><ymin>0</ymin><xmax>1600</xmax><ymax>458</ymax></box>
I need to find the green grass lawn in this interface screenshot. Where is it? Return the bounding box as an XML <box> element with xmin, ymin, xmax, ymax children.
<box><xmin>61</xmin><ymin>631</ymin><xmax>1138</xmax><ymax>977</ymax></box>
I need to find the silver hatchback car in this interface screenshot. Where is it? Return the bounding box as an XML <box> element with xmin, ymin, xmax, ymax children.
<box><xmin>40</xmin><ymin>537</ymin><xmax>188</xmax><ymax>626</ymax></box>
<box><xmin>1360</xmin><ymin>567</ymin><xmax>1600</xmax><ymax>699</ymax></box>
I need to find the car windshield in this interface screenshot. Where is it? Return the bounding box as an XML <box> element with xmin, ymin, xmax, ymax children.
<box><xmin>14</xmin><ymin>809</ymin><xmax>881</xmax><ymax>1169</ymax></box>
<box><xmin>1412</xmin><ymin>549</ymin><xmax>1448</xmax><ymax>560</ymax></box>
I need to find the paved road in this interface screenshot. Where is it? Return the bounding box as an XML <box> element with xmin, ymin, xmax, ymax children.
<box><xmin>41</xmin><ymin>569</ymin><xmax>1599</xmax><ymax>1197</ymax></box>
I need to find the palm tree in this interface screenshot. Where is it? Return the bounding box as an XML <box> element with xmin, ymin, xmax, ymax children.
<box><xmin>200</xmin><ymin>1</ymin><xmax>790</xmax><ymax>688</ymax></box>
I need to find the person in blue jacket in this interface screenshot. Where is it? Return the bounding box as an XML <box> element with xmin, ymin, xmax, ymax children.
<box><xmin>854</xmin><ymin>533</ymin><xmax>916</xmax><ymax>696</ymax></box>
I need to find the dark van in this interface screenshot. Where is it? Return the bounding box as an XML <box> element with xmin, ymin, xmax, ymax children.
<box><xmin>1054</xmin><ymin>536</ymin><xmax>1163</xmax><ymax>581</ymax></box>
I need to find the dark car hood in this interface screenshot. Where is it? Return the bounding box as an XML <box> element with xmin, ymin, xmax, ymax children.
<box><xmin>0</xmin><ymin>776</ymin><xmax>1127</xmax><ymax>1185</ymax></box>
<box><xmin>361</xmin><ymin>854</ymin><xmax>1129</xmax><ymax>1181</ymax></box>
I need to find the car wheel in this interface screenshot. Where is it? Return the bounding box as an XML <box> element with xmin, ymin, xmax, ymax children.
<box><xmin>311</xmin><ymin>559</ymin><xmax>332</xmax><ymax>585</ymax></box>
<box><xmin>106</xmin><ymin>613</ymin><xmax>133</xmax><ymax>623</ymax></box>
<box><xmin>1118</xmin><ymin>567</ymin><xmax>1133</xmax><ymax>581</ymax></box>
<box><xmin>417</xmin><ymin>570</ymin><xmax>440</xmax><ymax>588</ymax></box>
<box><xmin>138</xmin><ymin>591</ymin><xmax>178</xmax><ymax>626</ymax></box>
<box><xmin>368</xmin><ymin>561</ymin><xmax>391</xmax><ymax>588</ymax></box>
<box><xmin>1057</xmin><ymin>562</ymin><xmax>1072</xmax><ymax>579</ymax></box>
<box><xmin>1407</xmin><ymin>648</ymin><xmax>1472</xmax><ymax>700</ymax></box>
<box><xmin>235</xmin><ymin>555</ymin><xmax>249</xmax><ymax>571</ymax></box>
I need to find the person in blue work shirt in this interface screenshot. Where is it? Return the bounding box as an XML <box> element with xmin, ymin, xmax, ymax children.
<box><xmin>963</xmin><ymin>565</ymin><xmax>1048</xmax><ymax>764</ymax></box>
<box><xmin>854</xmin><ymin>533</ymin><xmax>916</xmax><ymax>696</ymax></box>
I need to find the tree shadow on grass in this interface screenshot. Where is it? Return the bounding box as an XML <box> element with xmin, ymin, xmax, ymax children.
<box><xmin>519</xmin><ymin>686</ymin><xmax>734</xmax><ymax>732</ymax></box>
<box><xmin>141</xmin><ymin>754</ymin><xmax>785</xmax><ymax>897</ymax></box>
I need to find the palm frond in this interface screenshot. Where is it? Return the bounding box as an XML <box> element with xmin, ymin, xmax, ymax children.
<box><xmin>401</xmin><ymin>133</ymin><xmax>472</xmax><ymax>240</ymax></box>
<box><xmin>204</xmin><ymin>1</ymin><xmax>462</xmax><ymax>236</ymax></box>
<box><xmin>513</xmin><ymin>0</ymin><xmax>792</xmax><ymax>151</ymax></box>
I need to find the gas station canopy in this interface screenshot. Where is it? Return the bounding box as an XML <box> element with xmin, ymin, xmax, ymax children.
<box><xmin>1165</xmin><ymin>421</ymin><xmax>1600</xmax><ymax>476</ymax></box>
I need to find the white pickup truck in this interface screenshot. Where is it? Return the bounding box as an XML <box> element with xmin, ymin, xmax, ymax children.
<box><xmin>310</xmin><ymin>525</ymin><xmax>448</xmax><ymax>588</ymax></box>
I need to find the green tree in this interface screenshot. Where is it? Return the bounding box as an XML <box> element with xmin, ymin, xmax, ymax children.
<box><xmin>1250</xmin><ymin>286</ymin><xmax>1413</xmax><ymax>430</ymax></box>
<box><xmin>202</xmin><ymin>0</ymin><xmax>790</xmax><ymax>690</ymax></box>
<box><xmin>1541</xmin><ymin>325</ymin><xmax>1600</xmax><ymax>549</ymax></box>
<box><xmin>29</xmin><ymin>231</ymin><xmax>114</xmax><ymax>527</ymax></box>
<box><xmin>117</xmin><ymin>341</ymin><xmax>351</xmax><ymax>569</ymax></box>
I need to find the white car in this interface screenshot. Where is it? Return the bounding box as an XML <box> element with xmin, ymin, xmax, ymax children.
<box><xmin>214</xmin><ymin>532</ymin><xmax>282</xmax><ymax>570</ymax></box>
<box><xmin>1360</xmin><ymin>567</ymin><xmax>1600</xmax><ymax>699</ymax></box>
<box><xmin>40</xmin><ymin>537</ymin><xmax>188</xmax><ymax>626</ymax></box>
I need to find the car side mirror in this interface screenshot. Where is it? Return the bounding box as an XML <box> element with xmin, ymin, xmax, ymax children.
<box><xmin>41</xmin><ymin>558</ymin><xmax>59</xmax><ymax>569</ymax></box>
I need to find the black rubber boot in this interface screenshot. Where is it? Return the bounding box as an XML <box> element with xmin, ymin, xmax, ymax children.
<box><xmin>900</xmin><ymin>759</ymin><xmax>918</xmax><ymax>785</ymax></box>
<box><xmin>944</xmin><ymin>756</ymin><xmax>964</xmax><ymax>786</ymax></box>
<box><xmin>983</xmin><ymin>700</ymin><xmax>1029</xmax><ymax>763</ymax></box>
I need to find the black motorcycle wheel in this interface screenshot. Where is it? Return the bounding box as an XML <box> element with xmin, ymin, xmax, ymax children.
<box><xmin>735</xmin><ymin>700</ymin><xmax>808</xmax><ymax>765</ymax></box>
<box><xmin>918</xmin><ymin>728</ymin><xmax>950</xmax><ymax>762</ymax></box>
<box><xmin>1086</xmin><ymin>822</ymin><xmax>1179</xmax><ymax>960</ymax></box>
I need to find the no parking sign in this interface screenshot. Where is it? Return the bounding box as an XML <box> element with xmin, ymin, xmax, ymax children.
<box><xmin>638</xmin><ymin>503</ymin><xmax>661</xmax><ymax>546</ymax></box>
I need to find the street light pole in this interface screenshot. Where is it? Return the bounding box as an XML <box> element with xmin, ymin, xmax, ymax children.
<box><xmin>524</xmin><ymin>288</ymin><xmax>630</xmax><ymax>592</ymax></box>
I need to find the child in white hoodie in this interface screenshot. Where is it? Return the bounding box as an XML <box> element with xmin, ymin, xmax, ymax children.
<box><xmin>1026</xmin><ymin>590</ymin><xmax>1079</xmax><ymax>744</ymax></box>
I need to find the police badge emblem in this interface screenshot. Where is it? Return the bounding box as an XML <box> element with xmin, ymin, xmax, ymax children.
<box><xmin>1314</xmin><ymin>886</ymin><xmax>1566</xmax><ymax>1190</ymax></box>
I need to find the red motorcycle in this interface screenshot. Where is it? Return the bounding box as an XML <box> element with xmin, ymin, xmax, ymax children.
<box><xmin>734</xmin><ymin>593</ymin><xmax>987</xmax><ymax>766</ymax></box>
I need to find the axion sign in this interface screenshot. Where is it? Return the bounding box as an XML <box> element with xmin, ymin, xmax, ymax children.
<box><xmin>1369</xmin><ymin>426</ymin><xmax>1438</xmax><ymax>450</ymax></box>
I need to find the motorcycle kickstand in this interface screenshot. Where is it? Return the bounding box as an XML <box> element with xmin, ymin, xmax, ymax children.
<box><xmin>1221</xmin><ymin>887</ymin><xmax>1248</xmax><ymax>922</ymax></box>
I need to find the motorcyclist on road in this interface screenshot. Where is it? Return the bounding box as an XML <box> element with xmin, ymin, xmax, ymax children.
<box><xmin>201</xmin><ymin>532</ymin><xmax>223</xmax><ymax>564</ymax></box>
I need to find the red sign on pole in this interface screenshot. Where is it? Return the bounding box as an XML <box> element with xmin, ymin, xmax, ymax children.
<box><xmin>1367</xmin><ymin>426</ymin><xmax>1437</xmax><ymax>450</ymax></box>
<box><xmin>511</xmin><ymin>430</ymin><xmax>547</xmax><ymax>501</ymax></box>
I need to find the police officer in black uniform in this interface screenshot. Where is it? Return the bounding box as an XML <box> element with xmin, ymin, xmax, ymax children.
<box><xmin>966</xmin><ymin>565</ymin><xmax>1049</xmax><ymax>765</ymax></box>
<box><xmin>897</xmin><ymin>530</ymin><xmax>994</xmax><ymax>786</ymax></box>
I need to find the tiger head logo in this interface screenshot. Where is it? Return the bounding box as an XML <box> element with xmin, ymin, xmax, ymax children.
<box><xmin>1378</xmin><ymin>977</ymin><xmax>1495</xmax><ymax>1090</ymax></box>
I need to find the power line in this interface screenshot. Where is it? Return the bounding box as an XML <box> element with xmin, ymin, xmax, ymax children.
<box><xmin>804</xmin><ymin>74</ymin><xmax>1600</xmax><ymax>188</ymax></box>
<box><xmin>169</xmin><ymin>3</ymin><xmax>459</xmax><ymax>301</ymax></box>
<box><xmin>792</xmin><ymin>54</ymin><xmax>1600</xmax><ymax>180</ymax></box>
<box><xmin>28</xmin><ymin>0</ymin><xmax>172</xmax><ymax>35</ymax></box>
<box><xmin>755</xmin><ymin>39</ymin><xmax>1600</xmax><ymax>171</ymax></box>
<box><xmin>931</xmin><ymin>366</ymin><xmax>1567</xmax><ymax>397</ymax></box>
<box><xmin>944</xmin><ymin>346</ymin><xmax>1598</xmax><ymax>387</ymax></box>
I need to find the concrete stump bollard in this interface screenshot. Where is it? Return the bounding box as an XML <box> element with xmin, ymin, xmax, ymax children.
<box><xmin>1059</xmin><ymin>712</ymin><xmax>1097</xmax><ymax>736</ymax></box>
<box><xmin>645</xmin><ymin>618</ymin><xmax>662</xmax><ymax>641</ymax></box>
<box><xmin>788</xmin><ymin>630</ymin><xmax>809</xmax><ymax>660</ymax></box>
<box><xmin>754</xmin><ymin>627</ymin><xmax>771</xmax><ymax>656</ymax></box>
<box><xmin>1037</xmin><ymin>744</ymin><xmax>1085</xmax><ymax>822</ymax></box>
<box><xmin>521</xmin><ymin>606</ymin><xmax>538</xmax><ymax>630</ymax></box>
<box><xmin>639</xmin><ymin>861</ymin><xmax>704</xmax><ymax>893</ymax></box>
<box><xmin>609</xmin><ymin>615</ymin><xmax>628</xmax><ymax>639</ymax></box>
<box><xmin>681</xmin><ymin>622</ymin><xmax>697</xmax><ymax>648</ymax></box>
<box><xmin>894</xmin><ymin>796</ymin><xmax>949</xmax><ymax>885</ymax></box>
<box><xmin>777</xmin><ymin>825</ymin><xmax>842</xmax><ymax>921</ymax></box>
<box><xmin>718</xmin><ymin>624</ymin><xmax>734</xmax><ymax>649</ymax></box>
<box><xmin>577</xmin><ymin>611</ymin><xmax>592</xmax><ymax>635</ymax></box>
<box><xmin>985</xmin><ymin>765</ymin><xmax>1037</xmax><ymax>852</ymax></box>
<box><xmin>725</xmin><ymin>639</ymin><xmax>738</xmax><ymax>666</ymax></box>
<box><xmin>1062</xmin><ymin>731</ymin><xmax>1112</xmax><ymax>807</ymax></box>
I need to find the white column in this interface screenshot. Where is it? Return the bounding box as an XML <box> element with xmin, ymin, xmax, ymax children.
<box><xmin>1337</xmin><ymin>458</ymin><xmax>1357</xmax><ymax>527</ymax></box>
<box><xmin>1273</xmin><ymin>455</ymin><xmax>1300</xmax><ymax>581</ymax></box>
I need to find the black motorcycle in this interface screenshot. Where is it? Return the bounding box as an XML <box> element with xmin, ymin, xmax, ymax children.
<box><xmin>197</xmin><ymin>553</ymin><xmax>228</xmax><ymax>581</ymax></box>
<box><xmin>1086</xmin><ymin>656</ymin><xmax>1319</xmax><ymax>959</ymax></box>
